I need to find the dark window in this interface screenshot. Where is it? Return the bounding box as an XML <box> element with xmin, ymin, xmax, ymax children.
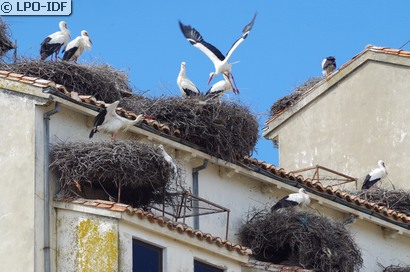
<box><xmin>194</xmin><ymin>260</ymin><xmax>224</xmax><ymax>272</ymax></box>
<box><xmin>132</xmin><ymin>239</ymin><xmax>162</xmax><ymax>272</ymax></box>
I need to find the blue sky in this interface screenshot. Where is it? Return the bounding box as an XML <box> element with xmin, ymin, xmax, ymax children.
<box><xmin>4</xmin><ymin>1</ymin><xmax>410</xmax><ymax>166</ymax></box>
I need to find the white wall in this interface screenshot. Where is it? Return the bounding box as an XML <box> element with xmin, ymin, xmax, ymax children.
<box><xmin>0</xmin><ymin>90</ymin><xmax>37</xmax><ymax>272</ymax></box>
<box><xmin>119</xmin><ymin>217</ymin><xmax>245</xmax><ymax>272</ymax></box>
<box><xmin>267</xmin><ymin>60</ymin><xmax>410</xmax><ymax>190</ymax></box>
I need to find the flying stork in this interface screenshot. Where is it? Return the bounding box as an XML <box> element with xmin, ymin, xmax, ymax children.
<box><xmin>89</xmin><ymin>101</ymin><xmax>145</xmax><ymax>141</ymax></box>
<box><xmin>322</xmin><ymin>56</ymin><xmax>336</xmax><ymax>76</ymax></box>
<box><xmin>205</xmin><ymin>73</ymin><xmax>233</xmax><ymax>100</ymax></box>
<box><xmin>271</xmin><ymin>188</ymin><xmax>311</xmax><ymax>212</ymax></box>
<box><xmin>361</xmin><ymin>160</ymin><xmax>388</xmax><ymax>190</ymax></box>
<box><xmin>177</xmin><ymin>62</ymin><xmax>200</xmax><ymax>98</ymax></box>
<box><xmin>178</xmin><ymin>13</ymin><xmax>257</xmax><ymax>94</ymax></box>
<box><xmin>40</xmin><ymin>21</ymin><xmax>70</xmax><ymax>61</ymax></box>
<box><xmin>62</xmin><ymin>30</ymin><xmax>92</xmax><ymax>63</ymax></box>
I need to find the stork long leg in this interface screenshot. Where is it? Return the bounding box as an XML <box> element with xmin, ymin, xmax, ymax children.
<box><xmin>230</xmin><ymin>73</ymin><xmax>240</xmax><ymax>94</ymax></box>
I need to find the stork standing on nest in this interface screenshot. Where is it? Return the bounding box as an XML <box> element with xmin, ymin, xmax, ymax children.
<box><xmin>271</xmin><ymin>188</ymin><xmax>311</xmax><ymax>212</ymax></box>
<box><xmin>206</xmin><ymin>73</ymin><xmax>233</xmax><ymax>100</ymax></box>
<box><xmin>62</xmin><ymin>30</ymin><xmax>92</xmax><ymax>63</ymax></box>
<box><xmin>178</xmin><ymin>13</ymin><xmax>257</xmax><ymax>94</ymax></box>
<box><xmin>89</xmin><ymin>101</ymin><xmax>144</xmax><ymax>141</ymax></box>
<box><xmin>177</xmin><ymin>62</ymin><xmax>200</xmax><ymax>98</ymax></box>
<box><xmin>322</xmin><ymin>56</ymin><xmax>336</xmax><ymax>76</ymax></box>
<box><xmin>361</xmin><ymin>160</ymin><xmax>388</xmax><ymax>190</ymax></box>
<box><xmin>40</xmin><ymin>21</ymin><xmax>70</xmax><ymax>61</ymax></box>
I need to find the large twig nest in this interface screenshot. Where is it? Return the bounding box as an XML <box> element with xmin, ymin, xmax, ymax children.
<box><xmin>50</xmin><ymin>141</ymin><xmax>175</xmax><ymax>207</ymax></box>
<box><xmin>121</xmin><ymin>94</ymin><xmax>259</xmax><ymax>162</ymax></box>
<box><xmin>270</xmin><ymin>77</ymin><xmax>322</xmax><ymax>117</ymax></box>
<box><xmin>0</xmin><ymin>58</ymin><xmax>131</xmax><ymax>102</ymax></box>
<box><xmin>382</xmin><ymin>265</ymin><xmax>410</xmax><ymax>272</ymax></box>
<box><xmin>239</xmin><ymin>209</ymin><xmax>363</xmax><ymax>271</ymax></box>
<box><xmin>354</xmin><ymin>189</ymin><xmax>410</xmax><ymax>216</ymax></box>
<box><xmin>0</xmin><ymin>18</ymin><xmax>14</xmax><ymax>57</ymax></box>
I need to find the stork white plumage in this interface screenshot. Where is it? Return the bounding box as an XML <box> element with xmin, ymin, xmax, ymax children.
<box><xmin>271</xmin><ymin>188</ymin><xmax>311</xmax><ymax>212</ymax></box>
<box><xmin>177</xmin><ymin>62</ymin><xmax>200</xmax><ymax>98</ymax></box>
<box><xmin>179</xmin><ymin>13</ymin><xmax>257</xmax><ymax>94</ymax></box>
<box><xmin>62</xmin><ymin>30</ymin><xmax>92</xmax><ymax>63</ymax></box>
<box><xmin>206</xmin><ymin>74</ymin><xmax>233</xmax><ymax>100</ymax></box>
<box><xmin>322</xmin><ymin>56</ymin><xmax>336</xmax><ymax>76</ymax></box>
<box><xmin>361</xmin><ymin>160</ymin><xmax>388</xmax><ymax>190</ymax></box>
<box><xmin>40</xmin><ymin>21</ymin><xmax>70</xmax><ymax>61</ymax></box>
<box><xmin>158</xmin><ymin>144</ymin><xmax>178</xmax><ymax>180</ymax></box>
<box><xmin>89</xmin><ymin>101</ymin><xmax>144</xmax><ymax>141</ymax></box>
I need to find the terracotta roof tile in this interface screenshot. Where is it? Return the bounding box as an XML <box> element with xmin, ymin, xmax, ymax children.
<box><xmin>265</xmin><ymin>45</ymin><xmax>410</xmax><ymax>124</ymax></box>
<box><xmin>63</xmin><ymin>199</ymin><xmax>252</xmax><ymax>256</ymax></box>
<box><xmin>240</xmin><ymin>157</ymin><xmax>410</xmax><ymax>225</ymax></box>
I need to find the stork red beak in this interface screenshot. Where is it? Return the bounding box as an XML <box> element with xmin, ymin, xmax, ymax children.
<box><xmin>207</xmin><ymin>75</ymin><xmax>214</xmax><ymax>85</ymax></box>
<box><xmin>233</xmin><ymin>88</ymin><xmax>240</xmax><ymax>95</ymax></box>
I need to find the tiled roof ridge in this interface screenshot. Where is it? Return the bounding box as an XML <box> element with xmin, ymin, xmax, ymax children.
<box><xmin>67</xmin><ymin>198</ymin><xmax>252</xmax><ymax>256</ymax></box>
<box><xmin>265</xmin><ymin>45</ymin><xmax>410</xmax><ymax>124</ymax></box>
<box><xmin>241</xmin><ymin>156</ymin><xmax>410</xmax><ymax>225</ymax></box>
<box><xmin>1</xmin><ymin>67</ymin><xmax>408</xmax><ymax>226</ymax></box>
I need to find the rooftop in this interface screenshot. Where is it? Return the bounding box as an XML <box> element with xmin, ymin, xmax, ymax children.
<box><xmin>1</xmin><ymin>65</ymin><xmax>409</xmax><ymax>229</ymax></box>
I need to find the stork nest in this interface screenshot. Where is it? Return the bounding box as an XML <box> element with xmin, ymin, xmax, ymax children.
<box><xmin>354</xmin><ymin>189</ymin><xmax>410</xmax><ymax>216</ymax></box>
<box><xmin>120</xmin><ymin>94</ymin><xmax>259</xmax><ymax>162</ymax></box>
<box><xmin>269</xmin><ymin>77</ymin><xmax>322</xmax><ymax>117</ymax></box>
<box><xmin>0</xmin><ymin>58</ymin><xmax>132</xmax><ymax>102</ymax></box>
<box><xmin>50</xmin><ymin>141</ymin><xmax>177</xmax><ymax>208</ymax></box>
<box><xmin>382</xmin><ymin>265</ymin><xmax>410</xmax><ymax>272</ymax></box>
<box><xmin>0</xmin><ymin>17</ymin><xmax>14</xmax><ymax>58</ymax></box>
<box><xmin>239</xmin><ymin>209</ymin><xmax>363</xmax><ymax>271</ymax></box>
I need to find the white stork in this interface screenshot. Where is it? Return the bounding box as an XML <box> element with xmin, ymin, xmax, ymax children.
<box><xmin>179</xmin><ymin>13</ymin><xmax>257</xmax><ymax>94</ymax></box>
<box><xmin>158</xmin><ymin>144</ymin><xmax>178</xmax><ymax>180</ymax></box>
<box><xmin>361</xmin><ymin>160</ymin><xmax>388</xmax><ymax>190</ymax></box>
<box><xmin>40</xmin><ymin>21</ymin><xmax>70</xmax><ymax>61</ymax></box>
<box><xmin>322</xmin><ymin>56</ymin><xmax>336</xmax><ymax>76</ymax></box>
<box><xmin>62</xmin><ymin>30</ymin><xmax>92</xmax><ymax>63</ymax></box>
<box><xmin>177</xmin><ymin>61</ymin><xmax>200</xmax><ymax>98</ymax></box>
<box><xmin>271</xmin><ymin>188</ymin><xmax>311</xmax><ymax>212</ymax></box>
<box><xmin>89</xmin><ymin>101</ymin><xmax>144</xmax><ymax>141</ymax></box>
<box><xmin>205</xmin><ymin>74</ymin><xmax>233</xmax><ymax>100</ymax></box>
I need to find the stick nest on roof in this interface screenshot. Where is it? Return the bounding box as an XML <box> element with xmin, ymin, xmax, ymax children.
<box><xmin>0</xmin><ymin>58</ymin><xmax>131</xmax><ymax>101</ymax></box>
<box><xmin>269</xmin><ymin>77</ymin><xmax>322</xmax><ymax>117</ymax></box>
<box><xmin>355</xmin><ymin>188</ymin><xmax>410</xmax><ymax>216</ymax></box>
<box><xmin>0</xmin><ymin>18</ymin><xmax>14</xmax><ymax>58</ymax></box>
<box><xmin>239</xmin><ymin>209</ymin><xmax>363</xmax><ymax>271</ymax></box>
<box><xmin>50</xmin><ymin>141</ymin><xmax>177</xmax><ymax>208</ymax></box>
<box><xmin>120</xmin><ymin>94</ymin><xmax>259</xmax><ymax>162</ymax></box>
<box><xmin>381</xmin><ymin>265</ymin><xmax>410</xmax><ymax>272</ymax></box>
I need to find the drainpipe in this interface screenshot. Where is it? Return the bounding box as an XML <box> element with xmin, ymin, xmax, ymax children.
<box><xmin>43</xmin><ymin>102</ymin><xmax>60</xmax><ymax>272</ymax></box>
<box><xmin>192</xmin><ymin>160</ymin><xmax>208</xmax><ymax>229</ymax></box>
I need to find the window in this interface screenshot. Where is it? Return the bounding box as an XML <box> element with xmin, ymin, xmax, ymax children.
<box><xmin>132</xmin><ymin>239</ymin><xmax>163</xmax><ymax>272</ymax></box>
<box><xmin>194</xmin><ymin>260</ymin><xmax>224</xmax><ymax>272</ymax></box>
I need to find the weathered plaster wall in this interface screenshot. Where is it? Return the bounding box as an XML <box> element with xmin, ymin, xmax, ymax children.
<box><xmin>194</xmin><ymin>163</ymin><xmax>274</xmax><ymax>241</ymax></box>
<box><xmin>119</xmin><ymin>219</ymin><xmax>245</xmax><ymax>272</ymax></box>
<box><xmin>0</xmin><ymin>90</ymin><xmax>37</xmax><ymax>272</ymax></box>
<box><xmin>270</xmin><ymin>61</ymin><xmax>410</xmax><ymax>190</ymax></box>
<box><xmin>56</xmin><ymin>209</ymin><xmax>118</xmax><ymax>272</ymax></box>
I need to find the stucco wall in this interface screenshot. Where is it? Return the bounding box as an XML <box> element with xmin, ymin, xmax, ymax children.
<box><xmin>0</xmin><ymin>90</ymin><xmax>38</xmax><ymax>272</ymax></box>
<box><xmin>119</xmin><ymin>219</ymin><xmax>245</xmax><ymax>272</ymax></box>
<box><xmin>192</xmin><ymin>163</ymin><xmax>274</xmax><ymax>241</ymax></box>
<box><xmin>56</xmin><ymin>209</ymin><xmax>119</xmax><ymax>272</ymax></box>
<box><xmin>271</xmin><ymin>60</ymin><xmax>410</xmax><ymax>190</ymax></box>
